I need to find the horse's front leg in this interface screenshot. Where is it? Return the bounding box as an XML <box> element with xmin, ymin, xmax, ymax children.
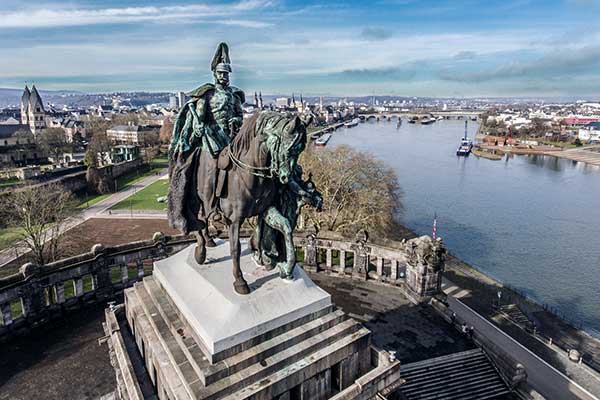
<box><xmin>230</xmin><ymin>220</ymin><xmax>250</xmax><ymax>295</ymax></box>
<box><xmin>263</xmin><ymin>206</ymin><xmax>296</xmax><ymax>280</ymax></box>
<box><xmin>194</xmin><ymin>231</ymin><xmax>206</xmax><ymax>264</ymax></box>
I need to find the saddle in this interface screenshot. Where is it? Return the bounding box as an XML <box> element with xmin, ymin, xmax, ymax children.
<box><xmin>215</xmin><ymin>146</ymin><xmax>232</xmax><ymax>198</ymax></box>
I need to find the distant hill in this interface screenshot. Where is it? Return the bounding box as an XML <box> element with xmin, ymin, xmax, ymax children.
<box><xmin>0</xmin><ymin>88</ymin><xmax>171</xmax><ymax>109</ymax></box>
<box><xmin>0</xmin><ymin>87</ymin><xmax>85</xmax><ymax>108</ymax></box>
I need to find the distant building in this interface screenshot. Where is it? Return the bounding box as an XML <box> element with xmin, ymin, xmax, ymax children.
<box><xmin>177</xmin><ymin>91</ymin><xmax>187</xmax><ymax>109</ymax></box>
<box><xmin>20</xmin><ymin>85</ymin><xmax>46</xmax><ymax>135</ymax></box>
<box><xmin>107</xmin><ymin>124</ymin><xmax>160</xmax><ymax>146</ymax></box>
<box><xmin>275</xmin><ymin>97</ymin><xmax>290</xmax><ymax>109</ymax></box>
<box><xmin>111</xmin><ymin>144</ymin><xmax>140</xmax><ymax>163</ymax></box>
<box><xmin>169</xmin><ymin>95</ymin><xmax>177</xmax><ymax>109</ymax></box>
<box><xmin>0</xmin><ymin>124</ymin><xmax>40</xmax><ymax>166</ymax></box>
<box><xmin>579</xmin><ymin>122</ymin><xmax>600</xmax><ymax>143</ymax></box>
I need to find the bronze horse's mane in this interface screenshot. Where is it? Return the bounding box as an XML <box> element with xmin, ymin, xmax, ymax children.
<box><xmin>230</xmin><ymin>112</ymin><xmax>299</xmax><ymax>160</ymax></box>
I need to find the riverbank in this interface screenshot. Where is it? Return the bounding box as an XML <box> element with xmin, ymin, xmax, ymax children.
<box><xmin>475</xmin><ymin>134</ymin><xmax>600</xmax><ymax>167</ymax></box>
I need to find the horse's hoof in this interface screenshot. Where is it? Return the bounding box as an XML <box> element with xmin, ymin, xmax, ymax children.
<box><xmin>279</xmin><ymin>269</ymin><xmax>294</xmax><ymax>280</ymax></box>
<box><xmin>205</xmin><ymin>237</ymin><xmax>217</xmax><ymax>248</ymax></box>
<box><xmin>234</xmin><ymin>280</ymin><xmax>251</xmax><ymax>295</ymax></box>
<box><xmin>194</xmin><ymin>245</ymin><xmax>206</xmax><ymax>264</ymax></box>
<box><xmin>264</xmin><ymin>263</ymin><xmax>276</xmax><ymax>271</ymax></box>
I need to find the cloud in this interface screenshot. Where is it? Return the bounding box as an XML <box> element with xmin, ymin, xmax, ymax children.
<box><xmin>360</xmin><ymin>27</ymin><xmax>393</xmax><ymax>41</ymax></box>
<box><xmin>0</xmin><ymin>1</ymin><xmax>271</xmax><ymax>28</ymax></box>
<box><xmin>453</xmin><ymin>51</ymin><xmax>477</xmax><ymax>60</ymax></box>
<box><xmin>438</xmin><ymin>45</ymin><xmax>600</xmax><ymax>82</ymax></box>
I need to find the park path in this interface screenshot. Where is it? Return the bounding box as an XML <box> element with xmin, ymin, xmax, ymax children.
<box><xmin>0</xmin><ymin>168</ymin><xmax>167</xmax><ymax>268</ymax></box>
<box><xmin>443</xmin><ymin>281</ymin><xmax>600</xmax><ymax>400</ymax></box>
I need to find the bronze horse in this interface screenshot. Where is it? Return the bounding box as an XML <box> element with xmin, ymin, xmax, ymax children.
<box><xmin>194</xmin><ymin>112</ymin><xmax>317</xmax><ymax>295</ymax></box>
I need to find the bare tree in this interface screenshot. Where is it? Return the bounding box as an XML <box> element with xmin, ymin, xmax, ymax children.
<box><xmin>160</xmin><ymin>118</ymin><xmax>174</xmax><ymax>144</ymax></box>
<box><xmin>36</xmin><ymin>128</ymin><xmax>70</xmax><ymax>163</ymax></box>
<box><xmin>1</xmin><ymin>183</ymin><xmax>75</xmax><ymax>265</ymax></box>
<box><xmin>300</xmin><ymin>145</ymin><xmax>402</xmax><ymax>237</ymax></box>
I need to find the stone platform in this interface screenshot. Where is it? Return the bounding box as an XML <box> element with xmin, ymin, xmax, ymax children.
<box><xmin>123</xmin><ymin>240</ymin><xmax>376</xmax><ymax>399</ymax></box>
<box><xmin>153</xmin><ymin>240</ymin><xmax>332</xmax><ymax>359</ymax></box>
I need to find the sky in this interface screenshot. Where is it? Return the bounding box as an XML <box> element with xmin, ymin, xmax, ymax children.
<box><xmin>1</xmin><ymin>0</ymin><xmax>600</xmax><ymax>97</ymax></box>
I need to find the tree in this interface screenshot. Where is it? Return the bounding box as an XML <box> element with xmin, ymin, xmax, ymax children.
<box><xmin>160</xmin><ymin>118</ymin><xmax>174</xmax><ymax>144</ymax></box>
<box><xmin>143</xmin><ymin>146</ymin><xmax>159</xmax><ymax>164</ymax></box>
<box><xmin>1</xmin><ymin>183</ymin><xmax>75</xmax><ymax>265</ymax></box>
<box><xmin>88</xmin><ymin>132</ymin><xmax>112</xmax><ymax>166</ymax></box>
<box><xmin>299</xmin><ymin>145</ymin><xmax>402</xmax><ymax>238</ymax></box>
<box><xmin>36</xmin><ymin>128</ymin><xmax>70</xmax><ymax>163</ymax></box>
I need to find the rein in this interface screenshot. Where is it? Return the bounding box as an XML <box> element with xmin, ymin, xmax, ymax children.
<box><xmin>228</xmin><ymin>146</ymin><xmax>275</xmax><ymax>179</ymax></box>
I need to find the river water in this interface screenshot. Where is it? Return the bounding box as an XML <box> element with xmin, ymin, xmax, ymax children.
<box><xmin>328</xmin><ymin>118</ymin><xmax>600</xmax><ymax>334</ymax></box>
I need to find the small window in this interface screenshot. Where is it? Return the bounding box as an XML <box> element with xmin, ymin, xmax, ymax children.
<box><xmin>63</xmin><ymin>279</ymin><xmax>76</xmax><ymax>299</ymax></box>
<box><xmin>82</xmin><ymin>274</ymin><xmax>94</xmax><ymax>293</ymax></box>
<box><xmin>110</xmin><ymin>266</ymin><xmax>122</xmax><ymax>283</ymax></box>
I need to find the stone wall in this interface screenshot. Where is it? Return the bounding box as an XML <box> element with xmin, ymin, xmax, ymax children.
<box><xmin>0</xmin><ymin>230</ymin><xmax>445</xmax><ymax>341</ymax></box>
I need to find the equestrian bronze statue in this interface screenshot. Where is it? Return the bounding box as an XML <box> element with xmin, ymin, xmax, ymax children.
<box><xmin>168</xmin><ymin>43</ymin><xmax>322</xmax><ymax>295</ymax></box>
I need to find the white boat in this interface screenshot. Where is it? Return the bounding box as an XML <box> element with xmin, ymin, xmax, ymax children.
<box><xmin>315</xmin><ymin>133</ymin><xmax>332</xmax><ymax>146</ymax></box>
<box><xmin>344</xmin><ymin>118</ymin><xmax>360</xmax><ymax>128</ymax></box>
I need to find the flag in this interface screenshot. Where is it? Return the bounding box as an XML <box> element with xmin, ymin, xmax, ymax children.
<box><xmin>432</xmin><ymin>213</ymin><xmax>437</xmax><ymax>240</ymax></box>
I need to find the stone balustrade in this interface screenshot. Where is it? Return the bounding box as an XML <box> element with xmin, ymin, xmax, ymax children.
<box><xmin>0</xmin><ymin>229</ymin><xmax>445</xmax><ymax>341</ymax></box>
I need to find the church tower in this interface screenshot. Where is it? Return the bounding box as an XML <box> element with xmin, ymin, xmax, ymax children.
<box><xmin>20</xmin><ymin>85</ymin><xmax>31</xmax><ymax>125</ymax></box>
<box><xmin>28</xmin><ymin>85</ymin><xmax>46</xmax><ymax>134</ymax></box>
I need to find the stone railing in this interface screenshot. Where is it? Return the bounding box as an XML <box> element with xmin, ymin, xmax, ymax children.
<box><xmin>0</xmin><ymin>230</ymin><xmax>444</xmax><ymax>341</ymax></box>
<box><xmin>0</xmin><ymin>233</ymin><xmax>193</xmax><ymax>340</ymax></box>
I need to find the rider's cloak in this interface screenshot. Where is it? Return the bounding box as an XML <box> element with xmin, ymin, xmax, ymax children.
<box><xmin>167</xmin><ymin>83</ymin><xmax>244</xmax><ymax>234</ymax></box>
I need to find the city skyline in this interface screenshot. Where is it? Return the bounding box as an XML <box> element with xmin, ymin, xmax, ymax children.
<box><xmin>1</xmin><ymin>0</ymin><xmax>600</xmax><ymax>97</ymax></box>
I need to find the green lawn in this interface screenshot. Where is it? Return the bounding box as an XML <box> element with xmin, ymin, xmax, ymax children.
<box><xmin>0</xmin><ymin>227</ymin><xmax>24</xmax><ymax>251</ymax></box>
<box><xmin>0</xmin><ymin>178</ymin><xmax>24</xmax><ymax>188</ymax></box>
<box><xmin>110</xmin><ymin>179</ymin><xmax>168</xmax><ymax>211</ymax></box>
<box><xmin>75</xmin><ymin>193</ymin><xmax>111</xmax><ymax>209</ymax></box>
<box><xmin>75</xmin><ymin>158</ymin><xmax>168</xmax><ymax>210</ymax></box>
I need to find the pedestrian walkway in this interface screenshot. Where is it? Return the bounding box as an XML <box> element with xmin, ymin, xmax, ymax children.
<box><xmin>0</xmin><ymin>168</ymin><xmax>167</xmax><ymax>268</ymax></box>
<box><xmin>444</xmin><ymin>281</ymin><xmax>600</xmax><ymax>400</ymax></box>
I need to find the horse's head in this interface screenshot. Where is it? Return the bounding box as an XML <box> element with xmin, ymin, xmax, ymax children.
<box><xmin>277</xmin><ymin>115</ymin><xmax>310</xmax><ymax>184</ymax></box>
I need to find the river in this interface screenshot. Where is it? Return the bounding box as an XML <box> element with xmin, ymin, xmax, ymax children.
<box><xmin>328</xmin><ymin>118</ymin><xmax>600</xmax><ymax>334</ymax></box>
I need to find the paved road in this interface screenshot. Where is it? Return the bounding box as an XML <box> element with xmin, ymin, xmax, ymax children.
<box><xmin>444</xmin><ymin>283</ymin><xmax>600</xmax><ymax>400</ymax></box>
<box><xmin>0</xmin><ymin>169</ymin><xmax>167</xmax><ymax>268</ymax></box>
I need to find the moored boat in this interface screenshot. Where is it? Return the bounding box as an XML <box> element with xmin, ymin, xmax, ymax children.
<box><xmin>315</xmin><ymin>133</ymin><xmax>332</xmax><ymax>146</ymax></box>
<box><xmin>456</xmin><ymin>120</ymin><xmax>473</xmax><ymax>156</ymax></box>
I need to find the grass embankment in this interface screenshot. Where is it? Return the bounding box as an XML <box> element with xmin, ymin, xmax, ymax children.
<box><xmin>110</xmin><ymin>179</ymin><xmax>168</xmax><ymax>211</ymax></box>
<box><xmin>75</xmin><ymin>157</ymin><xmax>168</xmax><ymax>210</ymax></box>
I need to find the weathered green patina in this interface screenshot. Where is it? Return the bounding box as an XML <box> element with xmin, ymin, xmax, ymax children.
<box><xmin>167</xmin><ymin>42</ymin><xmax>321</xmax><ymax>295</ymax></box>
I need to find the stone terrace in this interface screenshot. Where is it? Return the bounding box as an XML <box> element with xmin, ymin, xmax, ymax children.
<box><xmin>309</xmin><ymin>273</ymin><xmax>474</xmax><ymax>364</ymax></box>
<box><xmin>0</xmin><ymin>273</ymin><xmax>472</xmax><ymax>399</ymax></box>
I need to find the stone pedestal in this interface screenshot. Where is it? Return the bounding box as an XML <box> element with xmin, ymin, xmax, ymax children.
<box><xmin>122</xmin><ymin>240</ymin><xmax>373</xmax><ymax>400</ymax></box>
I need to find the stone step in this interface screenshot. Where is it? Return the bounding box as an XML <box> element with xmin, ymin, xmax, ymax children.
<box><xmin>452</xmin><ymin>386</ymin><xmax>511</xmax><ymax>400</ymax></box>
<box><xmin>401</xmin><ymin>364</ymin><xmax>497</xmax><ymax>392</ymax></box>
<box><xmin>400</xmin><ymin>349</ymin><xmax>485</xmax><ymax>373</ymax></box>
<box><xmin>403</xmin><ymin>371</ymin><xmax>504</xmax><ymax>397</ymax></box>
<box><xmin>127</xmin><ymin>285</ymin><xmax>194</xmax><ymax>400</ymax></box>
<box><xmin>191</xmin><ymin>317</ymin><xmax>364</xmax><ymax>399</ymax></box>
<box><xmin>222</xmin><ymin>326</ymin><xmax>372</xmax><ymax>400</ymax></box>
<box><xmin>401</xmin><ymin>358</ymin><xmax>490</xmax><ymax>382</ymax></box>
<box><xmin>143</xmin><ymin>276</ymin><xmax>346</xmax><ymax>386</ymax></box>
<box><xmin>133</xmin><ymin>283</ymin><xmax>203</xmax><ymax>399</ymax></box>
<box><xmin>415</xmin><ymin>381</ymin><xmax>509</xmax><ymax>400</ymax></box>
<box><xmin>399</xmin><ymin>349</ymin><xmax>510</xmax><ymax>400</ymax></box>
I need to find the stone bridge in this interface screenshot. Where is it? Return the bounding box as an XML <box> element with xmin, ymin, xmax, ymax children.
<box><xmin>360</xmin><ymin>110</ymin><xmax>484</xmax><ymax>120</ymax></box>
